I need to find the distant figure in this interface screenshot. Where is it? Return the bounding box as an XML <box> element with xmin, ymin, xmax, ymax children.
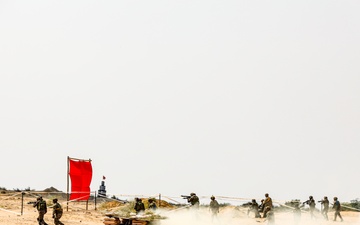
<box><xmin>52</xmin><ymin>198</ymin><xmax>64</xmax><ymax>225</ymax></box>
<box><xmin>332</xmin><ymin>197</ymin><xmax>343</xmax><ymax>222</ymax></box>
<box><xmin>134</xmin><ymin>198</ymin><xmax>145</xmax><ymax>214</ymax></box>
<box><xmin>148</xmin><ymin>198</ymin><xmax>157</xmax><ymax>211</ymax></box>
<box><xmin>188</xmin><ymin>193</ymin><xmax>200</xmax><ymax>209</ymax></box>
<box><xmin>263</xmin><ymin>193</ymin><xmax>273</xmax><ymax>218</ymax></box>
<box><xmin>33</xmin><ymin>196</ymin><xmax>48</xmax><ymax>225</ymax></box>
<box><xmin>303</xmin><ymin>196</ymin><xmax>316</xmax><ymax>219</ymax></box>
<box><xmin>209</xmin><ymin>196</ymin><xmax>220</xmax><ymax>219</ymax></box>
<box><xmin>247</xmin><ymin>199</ymin><xmax>261</xmax><ymax>218</ymax></box>
<box><xmin>259</xmin><ymin>199</ymin><xmax>265</xmax><ymax>213</ymax></box>
<box><xmin>318</xmin><ymin>196</ymin><xmax>329</xmax><ymax>220</ymax></box>
<box><xmin>293</xmin><ymin>203</ymin><xmax>301</xmax><ymax>225</ymax></box>
<box><xmin>97</xmin><ymin>180</ymin><xmax>107</xmax><ymax>198</ymax></box>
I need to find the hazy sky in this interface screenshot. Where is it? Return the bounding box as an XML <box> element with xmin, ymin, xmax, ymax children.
<box><xmin>1</xmin><ymin>1</ymin><xmax>359</xmax><ymax>205</ymax></box>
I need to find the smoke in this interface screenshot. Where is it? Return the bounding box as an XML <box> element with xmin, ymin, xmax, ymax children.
<box><xmin>156</xmin><ymin>206</ymin><xmax>359</xmax><ymax>225</ymax></box>
<box><xmin>159</xmin><ymin>207</ymin><xmax>260</xmax><ymax>225</ymax></box>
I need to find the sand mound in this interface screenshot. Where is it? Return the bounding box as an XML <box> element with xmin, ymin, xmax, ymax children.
<box><xmin>43</xmin><ymin>186</ymin><xmax>61</xmax><ymax>192</ymax></box>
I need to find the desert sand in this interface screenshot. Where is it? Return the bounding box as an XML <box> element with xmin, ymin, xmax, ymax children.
<box><xmin>1</xmin><ymin>193</ymin><xmax>359</xmax><ymax>225</ymax></box>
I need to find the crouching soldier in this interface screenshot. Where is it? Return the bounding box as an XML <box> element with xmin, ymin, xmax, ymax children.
<box><xmin>247</xmin><ymin>199</ymin><xmax>261</xmax><ymax>218</ymax></box>
<box><xmin>52</xmin><ymin>199</ymin><xmax>64</xmax><ymax>225</ymax></box>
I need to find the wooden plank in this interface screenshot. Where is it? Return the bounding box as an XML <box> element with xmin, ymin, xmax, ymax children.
<box><xmin>132</xmin><ymin>221</ymin><xmax>148</xmax><ymax>225</ymax></box>
<box><xmin>103</xmin><ymin>220</ymin><xmax>120</xmax><ymax>225</ymax></box>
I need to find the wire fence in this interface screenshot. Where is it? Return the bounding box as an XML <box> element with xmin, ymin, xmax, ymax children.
<box><xmin>1</xmin><ymin>191</ymin><xmax>359</xmax><ymax>217</ymax></box>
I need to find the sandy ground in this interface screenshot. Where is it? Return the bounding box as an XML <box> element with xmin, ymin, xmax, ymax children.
<box><xmin>1</xmin><ymin>194</ymin><xmax>359</xmax><ymax>225</ymax></box>
<box><xmin>0</xmin><ymin>194</ymin><xmax>104</xmax><ymax>225</ymax></box>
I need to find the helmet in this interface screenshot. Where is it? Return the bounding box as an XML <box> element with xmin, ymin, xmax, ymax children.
<box><xmin>190</xmin><ymin>193</ymin><xmax>196</xmax><ymax>196</ymax></box>
<box><xmin>211</xmin><ymin>196</ymin><xmax>215</xmax><ymax>200</ymax></box>
<box><xmin>53</xmin><ymin>198</ymin><xmax>58</xmax><ymax>203</ymax></box>
<box><xmin>324</xmin><ymin>196</ymin><xmax>328</xmax><ymax>199</ymax></box>
<box><xmin>334</xmin><ymin>197</ymin><xmax>338</xmax><ymax>200</ymax></box>
<box><xmin>309</xmin><ymin>196</ymin><xmax>313</xmax><ymax>199</ymax></box>
<box><xmin>252</xmin><ymin>199</ymin><xmax>256</xmax><ymax>202</ymax></box>
<box><xmin>37</xmin><ymin>196</ymin><xmax>42</xmax><ymax>201</ymax></box>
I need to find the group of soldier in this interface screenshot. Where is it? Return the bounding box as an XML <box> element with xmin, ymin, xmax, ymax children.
<box><xmin>186</xmin><ymin>192</ymin><xmax>344</xmax><ymax>224</ymax></box>
<box><xmin>133</xmin><ymin>197</ymin><xmax>157</xmax><ymax>214</ymax></box>
<box><xmin>31</xmin><ymin>193</ymin><xmax>344</xmax><ymax>225</ymax></box>
<box><xmin>184</xmin><ymin>192</ymin><xmax>274</xmax><ymax>223</ymax></box>
<box><xmin>301</xmin><ymin>195</ymin><xmax>343</xmax><ymax>222</ymax></box>
<box><xmin>247</xmin><ymin>193</ymin><xmax>273</xmax><ymax>218</ymax></box>
<box><xmin>247</xmin><ymin>194</ymin><xmax>344</xmax><ymax>223</ymax></box>
<box><xmin>246</xmin><ymin>193</ymin><xmax>275</xmax><ymax>224</ymax></box>
<box><xmin>33</xmin><ymin>195</ymin><xmax>156</xmax><ymax>225</ymax></box>
<box><xmin>32</xmin><ymin>196</ymin><xmax>64</xmax><ymax>225</ymax></box>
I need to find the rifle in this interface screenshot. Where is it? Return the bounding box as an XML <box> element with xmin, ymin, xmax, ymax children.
<box><xmin>181</xmin><ymin>195</ymin><xmax>191</xmax><ymax>200</ymax></box>
<box><xmin>27</xmin><ymin>201</ymin><xmax>38</xmax><ymax>205</ymax></box>
<box><xmin>302</xmin><ymin>200</ymin><xmax>310</xmax><ymax>205</ymax></box>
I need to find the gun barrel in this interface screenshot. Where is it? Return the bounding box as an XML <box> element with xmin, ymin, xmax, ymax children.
<box><xmin>181</xmin><ymin>195</ymin><xmax>191</xmax><ymax>199</ymax></box>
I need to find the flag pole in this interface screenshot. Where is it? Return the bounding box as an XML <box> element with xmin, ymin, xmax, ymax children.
<box><xmin>67</xmin><ymin>156</ymin><xmax>69</xmax><ymax>211</ymax></box>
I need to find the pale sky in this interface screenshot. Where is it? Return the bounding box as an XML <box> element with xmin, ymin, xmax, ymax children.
<box><xmin>0</xmin><ymin>1</ymin><xmax>359</xmax><ymax>205</ymax></box>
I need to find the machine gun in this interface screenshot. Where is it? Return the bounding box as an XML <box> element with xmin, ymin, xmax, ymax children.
<box><xmin>181</xmin><ymin>195</ymin><xmax>191</xmax><ymax>200</ymax></box>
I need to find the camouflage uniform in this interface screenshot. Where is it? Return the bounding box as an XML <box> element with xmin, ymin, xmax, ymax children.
<box><xmin>263</xmin><ymin>194</ymin><xmax>273</xmax><ymax>218</ymax></box>
<box><xmin>34</xmin><ymin>197</ymin><xmax>48</xmax><ymax>225</ymax></box>
<box><xmin>148</xmin><ymin>199</ymin><xmax>157</xmax><ymax>211</ymax></box>
<box><xmin>259</xmin><ymin>199</ymin><xmax>265</xmax><ymax>212</ymax></box>
<box><xmin>209</xmin><ymin>197</ymin><xmax>219</xmax><ymax>216</ymax></box>
<box><xmin>134</xmin><ymin>198</ymin><xmax>145</xmax><ymax>214</ymax></box>
<box><xmin>319</xmin><ymin>197</ymin><xmax>329</xmax><ymax>220</ymax></box>
<box><xmin>304</xmin><ymin>196</ymin><xmax>316</xmax><ymax>219</ymax></box>
<box><xmin>333</xmin><ymin>198</ymin><xmax>343</xmax><ymax>222</ymax></box>
<box><xmin>188</xmin><ymin>193</ymin><xmax>200</xmax><ymax>209</ymax></box>
<box><xmin>248</xmin><ymin>199</ymin><xmax>261</xmax><ymax>218</ymax></box>
<box><xmin>52</xmin><ymin>199</ymin><xmax>64</xmax><ymax>225</ymax></box>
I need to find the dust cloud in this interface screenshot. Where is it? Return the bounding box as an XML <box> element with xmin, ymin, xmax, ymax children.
<box><xmin>156</xmin><ymin>206</ymin><xmax>359</xmax><ymax>225</ymax></box>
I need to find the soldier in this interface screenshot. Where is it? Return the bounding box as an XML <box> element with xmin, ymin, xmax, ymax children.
<box><xmin>332</xmin><ymin>197</ymin><xmax>343</xmax><ymax>222</ymax></box>
<box><xmin>52</xmin><ymin>199</ymin><xmax>64</xmax><ymax>225</ymax></box>
<box><xmin>247</xmin><ymin>199</ymin><xmax>261</xmax><ymax>218</ymax></box>
<box><xmin>303</xmin><ymin>196</ymin><xmax>316</xmax><ymax>219</ymax></box>
<box><xmin>259</xmin><ymin>199</ymin><xmax>265</xmax><ymax>213</ymax></box>
<box><xmin>148</xmin><ymin>198</ymin><xmax>157</xmax><ymax>211</ymax></box>
<box><xmin>262</xmin><ymin>193</ymin><xmax>273</xmax><ymax>218</ymax></box>
<box><xmin>33</xmin><ymin>196</ymin><xmax>48</xmax><ymax>225</ymax></box>
<box><xmin>209</xmin><ymin>196</ymin><xmax>220</xmax><ymax>219</ymax></box>
<box><xmin>318</xmin><ymin>196</ymin><xmax>329</xmax><ymax>220</ymax></box>
<box><xmin>134</xmin><ymin>197</ymin><xmax>145</xmax><ymax>214</ymax></box>
<box><xmin>188</xmin><ymin>193</ymin><xmax>200</xmax><ymax>209</ymax></box>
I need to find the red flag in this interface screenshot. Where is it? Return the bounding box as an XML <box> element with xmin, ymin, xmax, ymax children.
<box><xmin>69</xmin><ymin>159</ymin><xmax>92</xmax><ymax>200</ymax></box>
